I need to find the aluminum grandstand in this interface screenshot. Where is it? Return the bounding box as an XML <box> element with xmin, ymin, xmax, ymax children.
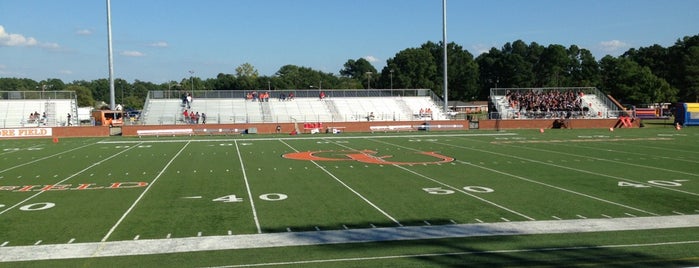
<box><xmin>139</xmin><ymin>89</ymin><xmax>450</xmax><ymax>125</ymax></box>
<box><xmin>0</xmin><ymin>91</ymin><xmax>79</xmax><ymax>128</ymax></box>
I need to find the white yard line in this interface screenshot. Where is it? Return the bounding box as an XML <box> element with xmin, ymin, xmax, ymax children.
<box><xmin>0</xmin><ymin>143</ymin><xmax>42</xmax><ymax>157</ymax></box>
<box><xmin>510</xmin><ymin>142</ymin><xmax>699</xmax><ymax>178</ymax></box>
<box><xmin>0</xmin><ymin>143</ymin><xmax>141</xmax><ymax>216</ymax></box>
<box><xmin>278</xmin><ymin>139</ymin><xmax>402</xmax><ymax>226</ymax></box>
<box><xmin>0</xmin><ymin>143</ymin><xmax>94</xmax><ymax>174</ymax></box>
<box><xmin>233</xmin><ymin>140</ymin><xmax>262</xmax><ymax>234</ymax></box>
<box><xmin>395</xmin><ymin>165</ymin><xmax>536</xmax><ymax>221</ymax></box>
<box><xmin>439</xmin><ymin>141</ymin><xmax>662</xmax><ymax>216</ymax></box>
<box><xmin>99</xmin><ymin>141</ymin><xmax>190</xmax><ymax>243</ymax></box>
<box><xmin>457</xmin><ymin>159</ymin><xmax>660</xmax><ymax>216</ymax></box>
<box><xmin>559</xmin><ymin>142</ymin><xmax>699</xmax><ymax>165</ymax></box>
<box><xmin>332</xmin><ymin>138</ymin><xmax>535</xmax><ymax>221</ymax></box>
<box><xmin>458</xmin><ymin>139</ymin><xmax>699</xmax><ymax>198</ymax></box>
<box><xmin>1</xmin><ymin>214</ymin><xmax>698</xmax><ymax>262</ymax></box>
<box><xmin>367</xmin><ymin>138</ymin><xmax>536</xmax><ymax>221</ymax></box>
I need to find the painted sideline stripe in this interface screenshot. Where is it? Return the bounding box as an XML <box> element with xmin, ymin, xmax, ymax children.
<box><xmin>0</xmin><ymin>215</ymin><xmax>698</xmax><ymax>262</ymax></box>
<box><xmin>95</xmin><ymin>132</ymin><xmax>517</xmax><ymax>144</ymax></box>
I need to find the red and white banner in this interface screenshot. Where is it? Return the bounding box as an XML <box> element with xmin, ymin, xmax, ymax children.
<box><xmin>0</xmin><ymin>128</ymin><xmax>52</xmax><ymax>138</ymax></box>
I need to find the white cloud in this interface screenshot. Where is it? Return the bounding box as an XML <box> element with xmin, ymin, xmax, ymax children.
<box><xmin>471</xmin><ymin>44</ymin><xmax>493</xmax><ymax>55</ymax></box>
<box><xmin>599</xmin><ymin>40</ymin><xmax>629</xmax><ymax>52</ymax></box>
<box><xmin>41</xmin><ymin>42</ymin><xmax>60</xmax><ymax>49</ymax></box>
<box><xmin>59</xmin><ymin>70</ymin><xmax>73</xmax><ymax>75</ymax></box>
<box><xmin>120</xmin><ymin>50</ymin><xmax>146</xmax><ymax>57</ymax></box>
<box><xmin>0</xmin><ymin>25</ymin><xmax>38</xmax><ymax>47</ymax></box>
<box><xmin>76</xmin><ymin>29</ymin><xmax>93</xmax><ymax>36</ymax></box>
<box><xmin>148</xmin><ymin>41</ymin><xmax>168</xmax><ymax>48</ymax></box>
<box><xmin>364</xmin><ymin>55</ymin><xmax>378</xmax><ymax>63</ymax></box>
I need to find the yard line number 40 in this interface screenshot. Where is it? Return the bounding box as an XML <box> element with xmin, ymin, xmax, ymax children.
<box><xmin>213</xmin><ymin>193</ymin><xmax>288</xmax><ymax>203</ymax></box>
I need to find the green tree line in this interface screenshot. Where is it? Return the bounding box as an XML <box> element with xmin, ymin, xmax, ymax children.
<box><xmin>1</xmin><ymin>34</ymin><xmax>697</xmax><ymax>109</ymax></box>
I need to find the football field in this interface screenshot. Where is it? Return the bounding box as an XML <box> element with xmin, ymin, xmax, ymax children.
<box><xmin>1</xmin><ymin>128</ymin><xmax>699</xmax><ymax>267</ymax></box>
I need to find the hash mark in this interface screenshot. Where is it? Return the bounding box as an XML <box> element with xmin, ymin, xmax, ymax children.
<box><xmin>166</xmin><ymin>233</ymin><xmax>171</xmax><ymax>239</ymax></box>
<box><xmin>315</xmin><ymin>226</ymin><xmax>321</xmax><ymax>231</ymax></box>
<box><xmin>673</xmin><ymin>211</ymin><xmax>685</xmax><ymax>215</ymax></box>
<box><xmin>423</xmin><ymin>221</ymin><xmax>431</xmax><ymax>226</ymax></box>
<box><xmin>601</xmin><ymin>214</ymin><xmax>612</xmax><ymax>219</ymax></box>
<box><xmin>286</xmin><ymin>228</ymin><xmax>292</xmax><ymax>232</ymax></box>
<box><xmin>1</xmin><ymin>241</ymin><xmax>8</xmax><ymax>247</ymax></box>
<box><xmin>552</xmin><ymin>216</ymin><xmax>562</xmax><ymax>220</ymax></box>
<box><xmin>342</xmin><ymin>225</ymin><xmax>349</xmax><ymax>230</ymax></box>
<box><xmin>133</xmin><ymin>235</ymin><xmax>140</xmax><ymax>240</ymax></box>
<box><xmin>450</xmin><ymin>220</ymin><xmax>457</xmax><ymax>224</ymax></box>
<box><xmin>624</xmin><ymin>213</ymin><xmax>637</xmax><ymax>217</ymax></box>
<box><xmin>475</xmin><ymin>219</ymin><xmax>484</xmax><ymax>223</ymax></box>
<box><xmin>34</xmin><ymin>240</ymin><xmax>42</xmax><ymax>245</ymax></box>
<box><xmin>501</xmin><ymin>218</ymin><xmax>510</xmax><ymax>222</ymax></box>
<box><xmin>370</xmin><ymin>224</ymin><xmax>377</xmax><ymax>228</ymax></box>
<box><xmin>68</xmin><ymin>238</ymin><xmax>75</xmax><ymax>244</ymax></box>
<box><xmin>227</xmin><ymin>230</ymin><xmax>232</xmax><ymax>235</ymax></box>
<box><xmin>576</xmin><ymin>215</ymin><xmax>588</xmax><ymax>219</ymax></box>
<box><xmin>197</xmin><ymin>232</ymin><xmax>202</xmax><ymax>237</ymax></box>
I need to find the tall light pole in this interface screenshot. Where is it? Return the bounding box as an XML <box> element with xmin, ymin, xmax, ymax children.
<box><xmin>390</xmin><ymin>69</ymin><xmax>394</xmax><ymax>90</ymax></box>
<box><xmin>188</xmin><ymin>70</ymin><xmax>194</xmax><ymax>92</ymax></box>
<box><xmin>442</xmin><ymin>0</ymin><xmax>449</xmax><ymax>113</ymax></box>
<box><xmin>365</xmin><ymin>72</ymin><xmax>372</xmax><ymax>89</ymax></box>
<box><xmin>106</xmin><ymin>0</ymin><xmax>116</xmax><ymax>110</ymax></box>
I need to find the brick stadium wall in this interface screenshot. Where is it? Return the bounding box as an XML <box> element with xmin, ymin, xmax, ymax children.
<box><xmin>52</xmin><ymin>126</ymin><xmax>110</xmax><ymax>137</ymax></box>
<box><xmin>41</xmin><ymin>118</ymin><xmax>638</xmax><ymax>138</ymax></box>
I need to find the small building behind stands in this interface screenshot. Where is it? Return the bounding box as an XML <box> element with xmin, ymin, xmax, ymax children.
<box><xmin>92</xmin><ymin>110</ymin><xmax>124</xmax><ymax>127</ymax></box>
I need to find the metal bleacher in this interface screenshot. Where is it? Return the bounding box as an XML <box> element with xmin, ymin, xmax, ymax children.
<box><xmin>489</xmin><ymin>87</ymin><xmax>620</xmax><ymax>119</ymax></box>
<box><xmin>139</xmin><ymin>89</ymin><xmax>449</xmax><ymax>124</ymax></box>
<box><xmin>0</xmin><ymin>91</ymin><xmax>78</xmax><ymax>128</ymax></box>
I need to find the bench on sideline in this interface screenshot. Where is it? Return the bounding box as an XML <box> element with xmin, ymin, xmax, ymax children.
<box><xmin>369</xmin><ymin>125</ymin><xmax>413</xmax><ymax>132</ymax></box>
<box><xmin>193</xmin><ymin>128</ymin><xmax>241</xmax><ymax>136</ymax></box>
<box><xmin>137</xmin><ymin>129</ymin><xmax>193</xmax><ymax>137</ymax></box>
<box><xmin>414</xmin><ymin>124</ymin><xmax>464</xmax><ymax>131</ymax></box>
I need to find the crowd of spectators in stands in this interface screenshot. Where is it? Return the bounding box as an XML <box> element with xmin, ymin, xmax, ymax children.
<box><xmin>505</xmin><ymin>89</ymin><xmax>587</xmax><ymax>119</ymax></box>
<box><xmin>182</xmin><ymin>109</ymin><xmax>206</xmax><ymax>124</ymax></box>
<box><xmin>418</xmin><ymin>108</ymin><xmax>433</xmax><ymax>119</ymax></box>
<box><xmin>28</xmin><ymin>111</ymin><xmax>46</xmax><ymax>125</ymax></box>
<box><xmin>181</xmin><ymin>92</ymin><xmax>192</xmax><ymax>109</ymax></box>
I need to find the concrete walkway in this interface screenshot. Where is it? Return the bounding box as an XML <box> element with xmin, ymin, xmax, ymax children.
<box><xmin>2</xmin><ymin>215</ymin><xmax>698</xmax><ymax>262</ymax></box>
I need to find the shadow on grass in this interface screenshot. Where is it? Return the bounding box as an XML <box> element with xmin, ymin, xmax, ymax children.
<box><xmin>275</xmin><ymin>219</ymin><xmax>699</xmax><ymax>267</ymax></box>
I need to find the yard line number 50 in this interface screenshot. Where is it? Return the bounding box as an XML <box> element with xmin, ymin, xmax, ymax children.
<box><xmin>422</xmin><ymin>186</ymin><xmax>494</xmax><ymax>195</ymax></box>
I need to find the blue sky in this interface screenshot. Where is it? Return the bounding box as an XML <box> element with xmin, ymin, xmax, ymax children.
<box><xmin>1</xmin><ymin>0</ymin><xmax>697</xmax><ymax>84</ymax></box>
